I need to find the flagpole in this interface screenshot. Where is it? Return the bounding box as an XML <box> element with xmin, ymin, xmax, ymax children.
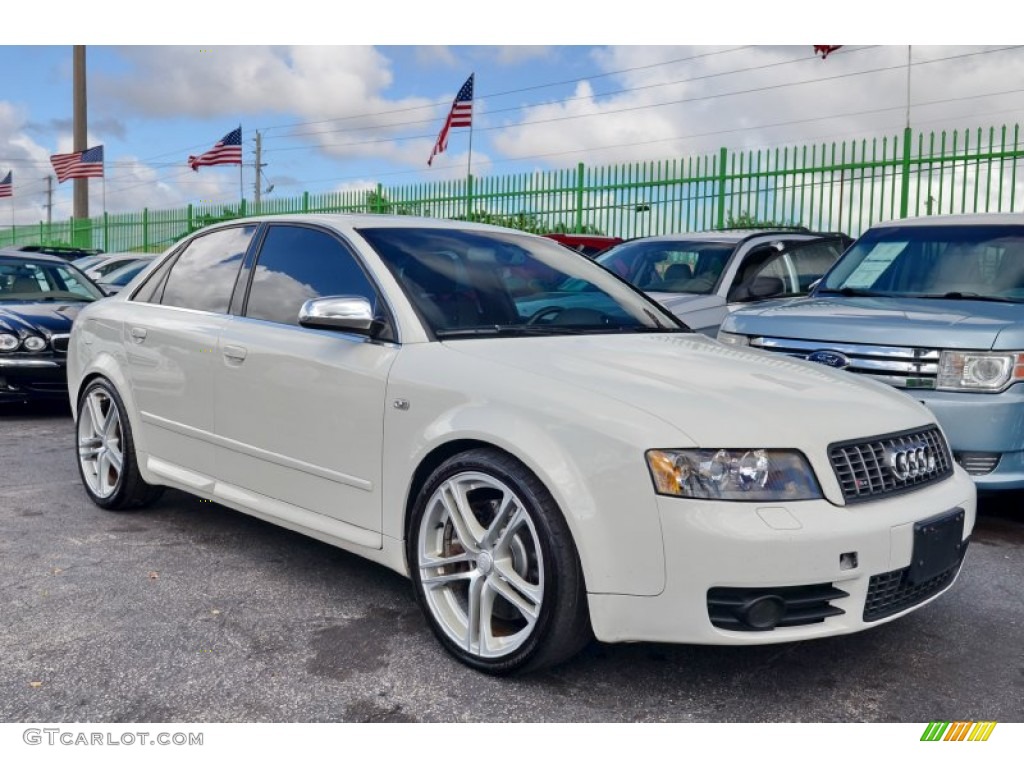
<box><xmin>239</xmin><ymin>125</ymin><xmax>244</xmax><ymax>213</ymax></box>
<box><xmin>466</xmin><ymin>74</ymin><xmax>475</xmax><ymax>218</ymax></box>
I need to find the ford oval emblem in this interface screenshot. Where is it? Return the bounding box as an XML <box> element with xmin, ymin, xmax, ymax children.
<box><xmin>807</xmin><ymin>350</ymin><xmax>851</xmax><ymax>369</ymax></box>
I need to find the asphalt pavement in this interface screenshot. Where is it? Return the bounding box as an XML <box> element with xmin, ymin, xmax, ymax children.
<box><xmin>2</xmin><ymin>401</ymin><xmax>1022</xmax><ymax>722</ymax></box>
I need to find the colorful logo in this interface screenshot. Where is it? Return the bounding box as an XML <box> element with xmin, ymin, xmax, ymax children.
<box><xmin>921</xmin><ymin>721</ymin><xmax>997</xmax><ymax>741</ymax></box>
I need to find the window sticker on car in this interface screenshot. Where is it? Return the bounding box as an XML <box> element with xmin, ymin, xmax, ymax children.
<box><xmin>845</xmin><ymin>242</ymin><xmax>908</xmax><ymax>288</ymax></box>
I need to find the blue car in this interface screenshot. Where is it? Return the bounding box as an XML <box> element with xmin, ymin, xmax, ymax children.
<box><xmin>718</xmin><ymin>214</ymin><xmax>1024</xmax><ymax>491</ymax></box>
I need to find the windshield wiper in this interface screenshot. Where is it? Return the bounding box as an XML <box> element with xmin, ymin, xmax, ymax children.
<box><xmin>815</xmin><ymin>287</ymin><xmax>889</xmax><ymax>297</ymax></box>
<box><xmin>910</xmin><ymin>291</ymin><xmax>1021</xmax><ymax>304</ymax></box>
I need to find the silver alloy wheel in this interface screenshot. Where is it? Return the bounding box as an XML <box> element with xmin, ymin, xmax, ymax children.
<box><xmin>417</xmin><ymin>471</ymin><xmax>545</xmax><ymax>659</ymax></box>
<box><xmin>77</xmin><ymin>386</ymin><xmax>125</xmax><ymax>499</ymax></box>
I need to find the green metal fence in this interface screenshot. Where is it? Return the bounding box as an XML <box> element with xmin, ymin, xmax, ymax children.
<box><xmin>5</xmin><ymin>123</ymin><xmax>1023</xmax><ymax>252</ymax></box>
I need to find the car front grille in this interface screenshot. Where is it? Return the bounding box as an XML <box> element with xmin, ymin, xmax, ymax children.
<box><xmin>829</xmin><ymin>425</ymin><xmax>953</xmax><ymax>504</ymax></box>
<box><xmin>750</xmin><ymin>336</ymin><xmax>940</xmax><ymax>389</ymax></box>
<box><xmin>50</xmin><ymin>334</ymin><xmax>70</xmax><ymax>354</ymax></box>
<box><xmin>863</xmin><ymin>541</ymin><xmax>968</xmax><ymax>622</ymax></box>
<box><xmin>707</xmin><ymin>583</ymin><xmax>848</xmax><ymax>631</ymax></box>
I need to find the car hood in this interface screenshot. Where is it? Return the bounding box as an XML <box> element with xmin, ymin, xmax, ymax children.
<box><xmin>441</xmin><ymin>332</ymin><xmax>934</xmax><ymax>448</ymax></box>
<box><xmin>725</xmin><ymin>295</ymin><xmax>1024</xmax><ymax>350</ymax></box>
<box><xmin>0</xmin><ymin>302</ymin><xmax>84</xmax><ymax>335</ymax></box>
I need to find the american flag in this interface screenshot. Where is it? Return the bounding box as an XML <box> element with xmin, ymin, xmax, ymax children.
<box><xmin>814</xmin><ymin>45</ymin><xmax>843</xmax><ymax>60</ymax></box>
<box><xmin>188</xmin><ymin>127</ymin><xmax>243</xmax><ymax>171</ymax></box>
<box><xmin>428</xmin><ymin>74</ymin><xmax>474</xmax><ymax>166</ymax></box>
<box><xmin>50</xmin><ymin>145</ymin><xmax>104</xmax><ymax>183</ymax></box>
<box><xmin>0</xmin><ymin>171</ymin><xmax>11</xmax><ymax>199</ymax></box>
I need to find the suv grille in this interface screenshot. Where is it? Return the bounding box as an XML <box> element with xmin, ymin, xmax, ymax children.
<box><xmin>750</xmin><ymin>336</ymin><xmax>939</xmax><ymax>389</ymax></box>
<box><xmin>863</xmin><ymin>541</ymin><xmax>968</xmax><ymax>622</ymax></box>
<box><xmin>829</xmin><ymin>426</ymin><xmax>953</xmax><ymax>504</ymax></box>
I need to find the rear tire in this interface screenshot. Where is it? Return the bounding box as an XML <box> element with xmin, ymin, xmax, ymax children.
<box><xmin>408</xmin><ymin>448</ymin><xmax>591</xmax><ymax>675</ymax></box>
<box><xmin>76</xmin><ymin>378</ymin><xmax>163</xmax><ymax>511</ymax></box>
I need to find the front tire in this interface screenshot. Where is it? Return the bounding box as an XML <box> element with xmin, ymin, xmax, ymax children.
<box><xmin>408</xmin><ymin>448</ymin><xmax>591</xmax><ymax>674</ymax></box>
<box><xmin>76</xmin><ymin>378</ymin><xmax>163</xmax><ymax>510</ymax></box>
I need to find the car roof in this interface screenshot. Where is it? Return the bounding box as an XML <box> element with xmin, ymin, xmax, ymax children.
<box><xmin>871</xmin><ymin>213</ymin><xmax>1024</xmax><ymax>228</ymax></box>
<box><xmin>209</xmin><ymin>213</ymin><xmax>545</xmax><ymax>237</ymax></box>
<box><xmin>612</xmin><ymin>228</ymin><xmax>834</xmax><ymax>245</ymax></box>
<box><xmin>0</xmin><ymin>248</ymin><xmax>69</xmax><ymax>264</ymax></box>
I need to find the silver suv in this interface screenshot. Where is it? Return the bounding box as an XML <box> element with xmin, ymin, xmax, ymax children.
<box><xmin>596</xmin><ymin>229</ymin><xmax>851</xmax><ymax>334</ymax></box>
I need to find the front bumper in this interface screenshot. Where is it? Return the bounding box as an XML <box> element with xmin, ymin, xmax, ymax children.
<box><xmin>0</xmin><ymin>357</ymin><xmax>69</xmax><ymax>402</ymax></box>
<box><xmin>588</xmin><ymin>468</ymin><xmax>976</xmax><ymax>645</ymax></box>
<box><xmin>915</xmin><ymin>386</ymin><xmax>1024</xmax><ymax>490</ymax></box>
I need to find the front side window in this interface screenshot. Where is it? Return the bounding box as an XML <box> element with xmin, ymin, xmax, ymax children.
<box><xmin>159</xmin><ymin>226</ymin><xmax>255</xmax><ymax>312</ymax></box>
<box><xmin>245</xmin><ymin>225</ymin><xmax>380</xmax><ymax>327</ymax></box>
<box><xmin>820</xmin><ymin>224</ymin><xmax>1024</xmax><ymax>301</ymax></box>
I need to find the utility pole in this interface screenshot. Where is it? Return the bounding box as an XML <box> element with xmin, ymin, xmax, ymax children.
<box><xmin>44</xmin><ymin>176</ymin><xmax>54</xmax><ymax>226</ymax></box>
<box><xmin>253</xmin><ymin>131</ymin><xmax>264</xmax><ymax>212</ymax></box>
<box><xmin>73</xmin><ymin>45</ymin><xmax>89</xmax><ymax>220</ymax></box>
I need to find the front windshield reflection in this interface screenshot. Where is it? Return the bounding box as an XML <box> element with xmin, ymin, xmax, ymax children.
<box><xmin>358</xmin><ymin>227</ymin><xmax>684</xmax><ymax>337</ymax></box>
<box><xmin>820</xmin><ymin>224</ymin><xmax>1024</xmax><ymax>302</ymax></box>
<box><xmin>0</xmin><ymin>259</ymin><xmax>104</xmax><ymax>302</ymax></box>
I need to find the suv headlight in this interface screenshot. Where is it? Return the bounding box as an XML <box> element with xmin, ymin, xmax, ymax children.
<box><xmin>646</xmin><ymin>448</ymin><xmax>822</xmax><ymax>501</ymax></box>
<box><xmin>937</xmin><ymin>351</ymin><xmax>1024</xmax><ymax>392</ymax></box>
<box><xmin>716</xmin><ymin>331</ymin><xmax>749</xmax><ymax>346</ymax></box>
<box><xmin>0</xmin><ymin>333</ymin><xmax>18</xmax><ymax>352</ymax></box>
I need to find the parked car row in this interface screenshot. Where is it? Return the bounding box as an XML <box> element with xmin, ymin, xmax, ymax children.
<box><xmin>719</xmin><ymin>214</ymin><xmax>1024</xmax><ymax>492</ymax></box>
<box><xmin>52</xmin><ymin>213</ymin><xmax>979</xmax><ymax>675</ymax></box>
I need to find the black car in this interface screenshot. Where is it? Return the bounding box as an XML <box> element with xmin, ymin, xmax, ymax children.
<box><xmin>13</xmin><ymin>244</ymin><xmax>105</xmax><ymax>262</ymax></box>
<box><xmin>0</xmin><ymin>249</ymin><xmax>105</xmax><ymax>403</ymax></box>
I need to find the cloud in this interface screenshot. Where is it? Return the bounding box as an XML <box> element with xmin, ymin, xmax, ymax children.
<box><xmin>493</xmin><ymin>46</ymin><xmax>553</xmax><ymax>66</ymax></box>
<box><xmin>485</xmin><ymin>45</ymin><xmax>1024</xmax><ymax>173</ymax></box>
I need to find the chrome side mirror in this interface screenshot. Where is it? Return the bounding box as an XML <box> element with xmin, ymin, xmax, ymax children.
<box><xmin>298</xmin><ymin>296</ymin><xmax>380</xmax><ymax>336</ymax></box>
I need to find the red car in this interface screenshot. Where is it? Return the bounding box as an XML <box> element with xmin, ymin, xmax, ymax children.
<box><xmin>542</xmin><ymin>233</ymin><xmax>624</xmax><ymax>258</ymax></box>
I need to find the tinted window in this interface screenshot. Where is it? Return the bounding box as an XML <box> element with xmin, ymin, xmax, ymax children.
<box><xmin>596</xmin><ymin>240</ymin><xmax>736</xmax><ymax>294</ymax></box>
<box><xmin>359</xmin><ymin>227</ymin><xmax>681</xmax><ymax>336</ymax></box>
<box><xmin>160</xmin><ymin>226</ymin><xmax>254</xmax><ymax>312</ymax></box>
<box><xmin>0</xmin><ymin>258</ymin><xmax>104</xmax><ymax>302</ymax></box>
<box><xmin>244</xmin><ymin>226</ymin><xmax>377</xmax><ymax>326</ymax></box>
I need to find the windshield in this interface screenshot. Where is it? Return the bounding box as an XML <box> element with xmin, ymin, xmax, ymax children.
<box><xmin>104</xmin><ymin>260</ymin><xmax>150</xmax><ymax>286</ymax></box>
<box><xmin>0</xmin><ymin>258</ymin><xmax>104</xmax><ymax>302</ymax></box>
<box><xmin>819</xmin><ymin>224</ymin><xmax>1024</xmax><ymax>302</ymax></box>
<box><xmin>595</xmin><ymin>239</ymin><xmax>736</xmax><ymax>294</ymax></box>
<box><xmin>357</xmin><ymin>227</ymin><xmax>683</xmax><ymax>337</ymax></box>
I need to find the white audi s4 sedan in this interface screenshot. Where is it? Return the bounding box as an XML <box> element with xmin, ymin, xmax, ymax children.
<box><xmin>67</xmin><ymin>214</ymin><xmax>976</xmax><ymax>674</ymax></box>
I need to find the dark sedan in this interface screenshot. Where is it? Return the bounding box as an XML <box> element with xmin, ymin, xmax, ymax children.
<box><xmin>0</xmin><ymin>249</ymin><xmax>105</xmax><ymax>402</ymax></box>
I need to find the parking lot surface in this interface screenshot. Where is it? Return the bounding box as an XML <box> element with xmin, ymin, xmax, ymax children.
<box><xmin>2</xmin><ymin>402</ymin><xmax>1022</xmax><ymax>723</ymax></box>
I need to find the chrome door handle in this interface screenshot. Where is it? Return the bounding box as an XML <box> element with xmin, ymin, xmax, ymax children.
<box><xmin>222</xmin><ymin>344</ymin><xmax>248</xmax><ymax>363</ymax></box>
<box><xmin>129</xmin><ymin>327</ymin><xmax>147</xmax><ymax>343</ymax></box>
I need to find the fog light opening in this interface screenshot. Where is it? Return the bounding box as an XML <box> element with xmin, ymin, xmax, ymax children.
<box><xmin>840</xmin><ymin>551</ymin><xmax>859</xmax><ymax>571</ymax></box>
<box><xmin>739</xmin><ymin>595</ymin><xmax>786</xmax><ymax>630</ymax></box>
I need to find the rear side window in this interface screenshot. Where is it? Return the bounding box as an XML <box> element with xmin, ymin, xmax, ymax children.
<box><xmin>159</xmin><ymin>226</ymin><xmax>255</xmax><ymax>312</ymax></box>
<box><xmin>244</xmin><ymin>225</ymin><xmax>379</xmax><ymax>327</ymax></box>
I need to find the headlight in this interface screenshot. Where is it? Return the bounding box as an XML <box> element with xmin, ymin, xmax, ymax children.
<box><xmin>716</xmin><ymin>331</ymin><xmax>749</xmax><ymax>346</ymax></box>
<box><xmin>937</xmin><ymin>351</ymin><xmax>1024</xmax><ymax>392</ymax></box>
<box><xmin>0</xmin><ymin>333</ymin><xmax>18</xmax><ymax>352</ymax></box>
<box><xmin>22</xmin><ymin>335</ymin><xmax>46</xmax><ymax>352</ymax></box>
<box><xmin>646</xmin><ymin>448</ymin><xmax>822</xmax><ymax>501</ymax></box>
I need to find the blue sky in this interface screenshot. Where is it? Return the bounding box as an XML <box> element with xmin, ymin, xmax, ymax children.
<box><xmin>0</xmin><ymin>5</ymin><xmax>1018</xmax><ymax>225</ymax></box>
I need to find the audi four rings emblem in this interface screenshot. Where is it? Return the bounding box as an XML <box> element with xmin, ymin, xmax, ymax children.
<box><xmin>886</xmin><ymin>442</ymin><xmax>936</xmax><ymax>480</ymax></box>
